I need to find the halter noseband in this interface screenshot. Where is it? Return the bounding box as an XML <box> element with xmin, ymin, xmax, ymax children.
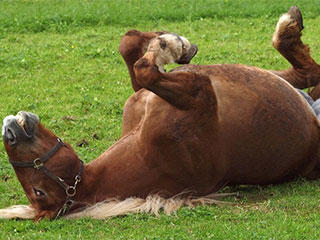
<box><xmin>9</xmin><ymin>138</ymin><xmax>84</xmax><ymax>218</ymax></box>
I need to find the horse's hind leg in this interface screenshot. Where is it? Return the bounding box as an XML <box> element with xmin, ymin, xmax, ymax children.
<box><xmin>271</xmin><ymin>6</ymin><xmax>320</xmax><ymax>99</ymax></box>
<box><xmin>119</xmin><ymin>30</ymin><xmax>167</xmax><ymax>92</ymax></box>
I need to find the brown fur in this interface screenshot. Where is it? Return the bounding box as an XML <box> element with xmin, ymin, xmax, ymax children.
<box><xmin>2</xmin><ymin>7</ymin><xmax>320</xmax><ymax>221</ymax></box>
<box><xmin>120</xmin><ymin>7</ymin><xmax>320</xmax><ymax>99</ymax></box>
<box><xmin>271</xmin><ymin>6</ymin><xmax>320</xmax><ymax>99</ymax></box>
<box><xmin>119</xmin><ymin>30</ymin><xmax>167</xmax><ymax>91</ymax></box>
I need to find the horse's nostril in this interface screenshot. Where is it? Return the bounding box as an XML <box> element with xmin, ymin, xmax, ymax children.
<box><xmin>7</xmin><ymin>128</ymin><xmax>13</xmax><ymax>139</ymax></box>
<box><xmin>6</xmin><ymin>128</ymin><xmax>17</xmax><ymax>145</ymax></box>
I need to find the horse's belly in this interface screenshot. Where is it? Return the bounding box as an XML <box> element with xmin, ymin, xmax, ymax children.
<box><xmin>124</xmin><ymin>65</ymin><xmax>320</xmax><ymax>189</ymax></box>
<box><xmin>210</xmin><ymin>69</ymin><xmax>319</xmax><ymax>184</ymax></box>
<box><xmin>134</xmin><ymin>92</ymin><xmax>225</xmax><ymax>193</ymax></box>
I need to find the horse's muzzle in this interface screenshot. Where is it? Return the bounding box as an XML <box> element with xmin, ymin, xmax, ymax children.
<box><xmin>2</xmin><ymin>111</ymin><xmax>39</xmax><ymax>145</ymax></box>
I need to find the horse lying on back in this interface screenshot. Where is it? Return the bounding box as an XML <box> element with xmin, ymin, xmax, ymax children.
<box><xmin>120</xmin><ymin>7</ymin><xmax>320</xmax><ymax>99</ymax></box>
<box><xmin>1</xmin><ymin>7</ymin><xmax>320</xmax><ymax>221</ymax></box>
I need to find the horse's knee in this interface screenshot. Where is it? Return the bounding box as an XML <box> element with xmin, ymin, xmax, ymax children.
<box><xmin>134</xmin><ymin>54</ymin><xmax>159</xmax><ymax>88</ymax></box>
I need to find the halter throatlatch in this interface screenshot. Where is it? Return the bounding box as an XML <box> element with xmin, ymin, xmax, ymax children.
<box><xmin>9</xmin><ymin>138</ymin><xmax>84</xmax><ymax>218</ymax></box>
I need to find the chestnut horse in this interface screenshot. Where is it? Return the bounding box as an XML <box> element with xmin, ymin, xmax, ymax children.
<box><xmin>1</xmin><ymin>7</ymin><xmax>320</xmax><ymax>221</ymax></box>
<box><xmin>119</xmin><ymin>7</ymin><xmax>320</xmax><ymax>99</ymax></box>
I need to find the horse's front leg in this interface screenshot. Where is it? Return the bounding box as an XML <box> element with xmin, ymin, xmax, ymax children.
<box><xmin>133</xmin><ymin>34</ymin><xmax>215</xmax><ymax>111</ymax></box>
<box><xmin>119</xmin><ymin>30</ymin><xmax>167</xmax><ymax>92</ymax></box>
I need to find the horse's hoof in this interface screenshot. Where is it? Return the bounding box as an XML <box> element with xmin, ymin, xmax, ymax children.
<box><xmin>288</xmin><ymin>6</ymin><xmax>304</xmax><ymax>30</ymax></box>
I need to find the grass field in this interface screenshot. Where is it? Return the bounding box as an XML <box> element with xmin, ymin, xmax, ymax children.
<box><xmin>1</xmin><ymin>0</ymin><xmax>320</xmax><ymax>239</ymax></box>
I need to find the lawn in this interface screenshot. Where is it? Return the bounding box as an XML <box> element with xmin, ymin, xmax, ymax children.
<box><xmin>1</xmin><ymin>0</ymin><xmax>320</xmax><ymax>239</ymax></box>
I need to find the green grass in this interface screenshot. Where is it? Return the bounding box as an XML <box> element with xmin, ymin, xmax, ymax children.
<box><xmin>1</xmin><ymin>0</ymin><xmax>320</xmax><ymax>239</ymax></box>
<box><xmin>1</xmin><ymin>0</ymin><xmax>320</xmax><ymax>34</ymax></box>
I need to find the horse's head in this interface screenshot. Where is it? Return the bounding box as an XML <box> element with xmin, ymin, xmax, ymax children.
<box><xmin>2</xmin><ymin>111</ymin><xmax>83</xmax><ymax>220</ymax></box>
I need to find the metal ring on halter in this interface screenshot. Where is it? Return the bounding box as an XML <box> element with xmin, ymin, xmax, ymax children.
<box><xmin>66</xmin><ymin>186</ymin><xmax>76</xmax><ymax>197</ymax></box>
<box><xmin>33</xmin><ymin>158</ymin><xmax>43</xmax><ymax>169</ymax></box>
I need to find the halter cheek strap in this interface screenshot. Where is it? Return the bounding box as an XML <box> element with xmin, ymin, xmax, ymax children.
<box><xmin>9</xmin><ymin>138</ymin><xmax>84</xmax><ymax>218</ymax></box>
<box><xmin>9</xmin><ymin>138</ymin><xmax>66</xmax><ymax>168</ymax></box>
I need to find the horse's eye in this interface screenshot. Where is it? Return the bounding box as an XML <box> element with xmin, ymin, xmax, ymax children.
<box><xmin>33</xmin><ymin>188</ymin><xmax>46</xmax><ymax>197</ymax></box>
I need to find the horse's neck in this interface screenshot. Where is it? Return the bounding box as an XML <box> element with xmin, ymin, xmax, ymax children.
<box><xmin>75</xmin><ymin>134</ymin><xmax>160</xmax><ymax>203</ymax></box>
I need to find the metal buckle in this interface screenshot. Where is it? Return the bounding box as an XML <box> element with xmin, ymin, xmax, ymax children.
<box><xmin>55</xmin><ymin>199</ymin><xmax>74</xmax><ymax>219</ymax></box>
<box><xmin>75</xmin><ymin>175</ymin><xmax>81</xmax><ymax>182</ymax></box>
<box><xmin>57</xmin><ymin>137</ymin><xmax>67</xmax><ymax>147</ymax></box>
<box><xmin>66</xmin><ymin>186</ymin><xmax>76</xmax><ymax>197</ymax></box>
<box><xmin>65</xmin><ymin>199</ymin><xmax>74</xmax><ymax>206</ymax></box>
<box><xmin>33</xmin><ymin>158</ymin><xmax>43</xmax><ymax>169</ymax></box>
<box><xmin>57</xmin><ymin>138</ymin><xmax>64</xmax><ymax>146</ymax></box>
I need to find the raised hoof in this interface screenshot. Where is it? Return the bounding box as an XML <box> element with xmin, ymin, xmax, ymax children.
<box><xmin>288</xmin><ymin>6</ymin><xmax>304</xmax><ymax>30</ymax></box>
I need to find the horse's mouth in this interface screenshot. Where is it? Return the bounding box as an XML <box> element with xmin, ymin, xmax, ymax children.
<box><xmin>16</xmin><ymin>112</ymin><xmax>27</xmax><ymax>133</ymax></box>
<box><xmin>2</xmin><ymin>111</ymin><xmax>39</xmax><ymax>145</ymax></box>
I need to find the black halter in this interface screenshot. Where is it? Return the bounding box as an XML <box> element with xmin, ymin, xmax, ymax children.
<box><xmin>9</xmin><ymin>138</ymin><xmax>84</xmax><ymax>218</ymax></box>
